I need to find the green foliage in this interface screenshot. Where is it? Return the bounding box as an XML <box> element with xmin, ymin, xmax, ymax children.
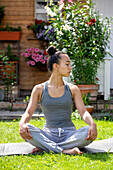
<box><xmin>0</xmin><ymin>44</ymin><xmax>18</xmax><ymax>61</ymax></box>
<box><xmin>0</xmin><ymin>6</ymin><xmax>5</xmax><ymax>24</ymax></box>
<box><xmin>23</xmin><ymin>96</ymin><xmax>30</xmax><ymax>103</ymax></box>
<box><xmin>0</xmin><ymin>119</ymin><xmax>113</xmax><ymax>169</ymax></box>
<box><xmin>0</xmin><ymin>24</ymin><xmax>21</xmax><ymax>31</ymax></box>
<box><xmin>46</xmin><ymin>0</ymin><xmax>113</xmax><ymax>84</ymax></box>
<box><xmin>82</xmin><ymin>92</ymin><xmax>91</xmax><ymax>106</ymax></box>
<box><xmin>71</xmin><ymin>109</ymin><xmax>82</xmax><ymax>120</ymax></box>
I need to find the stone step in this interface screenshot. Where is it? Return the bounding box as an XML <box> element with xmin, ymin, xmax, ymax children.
<box><xmin>0</xmin><ymin>110</ymin><xmax>112</xmax><ymax>120</ymax></box>
<box><xmin>0</xmin><ymin>110</ymin><xmax>44</xmax><ymax>120</ymax></box>
<box><xmin>0</xmin><ymin>101</ymin><xmax>113</xmax><ymax>111</ymax></box>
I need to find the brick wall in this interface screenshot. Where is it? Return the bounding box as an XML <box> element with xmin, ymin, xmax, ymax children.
<box><xmin>0</xmin><ymin>0</ymin><xmax>50</xmax><ymax>90</ymax></box>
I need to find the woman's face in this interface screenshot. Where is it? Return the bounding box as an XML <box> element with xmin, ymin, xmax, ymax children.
<box><xmin>57</xmin><ymin>54</ymin><xmax>72</xmax><ymax>77</ymax></box>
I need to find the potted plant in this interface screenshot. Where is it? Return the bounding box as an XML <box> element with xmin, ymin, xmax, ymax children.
<box><xmin>45</xmin><ymin>0</ymin><xmax>113</xmax><ymax>99</ymax></box>
<box><xmin>0</xmin><ymin>24</ymin><xmax>22</xmax><ymax>40</ymax></box>
<box><xmin>0</xmin><ymin>6</ymin><xmax>5</xmax><ymax>24</ymax></box>
<box><xmin>27</xmin><ymin>19</ymin><xmax>55</xmax><ymax>48</ymax></box>
<box><xmin>0</xmin><ymin>45</ymin><xmax>18</xmax><ymax>100</ymax></box>
<box><xmin>21</xmin><ymin>47</ymin><xmax>48</xmax><ymax>72</ymax></box>
<box><xmin>82</xmin><ymin>92</ymin><xmax>94</xmax><ymax>114</ymax></box>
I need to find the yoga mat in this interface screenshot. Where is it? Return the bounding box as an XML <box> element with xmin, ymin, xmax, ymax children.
<box><xmin>82</xmin><ymin>137</ymin><xmax>113</xmax><ymax>153</ymax></box>
<box><xmin>0</xmin><ymin>138</ymin><xmax>113</xmax><ymax>156</ymax></box>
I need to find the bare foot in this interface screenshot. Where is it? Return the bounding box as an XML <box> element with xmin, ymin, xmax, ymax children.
<box><xmin>62</xmin><ymin>147</ymin><xmax>83</xmax><ymax>155</ymax></box>
<box><xmin>31</xmin><ymin>147</ymin><xmax>43</xmax><ymax>154</ymax></box>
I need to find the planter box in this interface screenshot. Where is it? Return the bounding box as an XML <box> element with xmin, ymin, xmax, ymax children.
<box><xmin>0</xmin><ymin>31</ymin><xmax>21</xmax><ymax>41</ymax></box>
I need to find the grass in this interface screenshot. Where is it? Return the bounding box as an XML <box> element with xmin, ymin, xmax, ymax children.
<box><xmin>0</xmin><ymin>118</ymin><xmax>113</xmax><ymax>170</ymax></box>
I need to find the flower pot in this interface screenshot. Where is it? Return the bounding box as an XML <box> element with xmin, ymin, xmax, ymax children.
<box><xmin>0</xmin><ymin>31</ymin><xmax>21</xmax><ymax>40</ymax></box>
<box><xmin>77</xmin><ymin>84</ymin><xmax>99</xmax><ymax>101</ymax></box>
<box><xmin>85</xmin><ymin>105</ymin><xmax>94</xmax><ymax>114</ymax></box>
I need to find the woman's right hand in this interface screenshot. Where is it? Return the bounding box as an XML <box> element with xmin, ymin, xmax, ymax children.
<box><xmin>19</xmin><ymin>123</ymin><xmax>32</xmax><ymax>140</ymax></box>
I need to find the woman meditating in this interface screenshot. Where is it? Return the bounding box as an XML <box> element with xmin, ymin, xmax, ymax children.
<box><xmin>19</xmin><ymin>46</ymin><xmax>97</xmax><ymax>155</ymax></box>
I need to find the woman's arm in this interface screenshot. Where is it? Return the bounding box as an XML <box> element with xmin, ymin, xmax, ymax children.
<box><xmin>70</xmin><ymin>84</ymin><xmax>97</xmax><ymax>141</ymax></box>
<box><xmin>19</xmin><ymin>84</ymin><xmax>43</xmax><ymax>140</ymax></box>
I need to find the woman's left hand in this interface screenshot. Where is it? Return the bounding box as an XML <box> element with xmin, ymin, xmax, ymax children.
<box><xmin>86</xmin><ymin>124</ymin><xmax>97</xmax><ymax>141</ymax></box>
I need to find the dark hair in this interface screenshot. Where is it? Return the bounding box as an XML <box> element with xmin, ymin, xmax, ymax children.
<box><xmin>47</xmin><ymin>46</ymin><xmax>66</xmax><ymax>72</ymax></box>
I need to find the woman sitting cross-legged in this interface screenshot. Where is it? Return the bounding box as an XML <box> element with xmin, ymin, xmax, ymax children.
<box><xmin>19</xmin><ymin>46</ymin><xmax>97</xmax><ymax>155</ymax></box>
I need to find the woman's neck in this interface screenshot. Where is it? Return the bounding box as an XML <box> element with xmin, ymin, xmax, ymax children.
<box><xmin>48</xmin><ymin>73</ymin><xmax>64</xmax><ymax>88</ymax></box>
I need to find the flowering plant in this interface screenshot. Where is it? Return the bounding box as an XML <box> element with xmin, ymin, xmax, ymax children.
<box><xmin>21</xmin><ymin>48</ymin><xmax>48</xmax><ymax>68</ymax></box>
<box><xmin>46</xmin><ymin>0</ymin><xmax>113</xmax><ymax>84</ymax></box>
<box><xmin>27</xmin><ymin>19</ymin><xmax>55</xmax><ymax>42</ymax></box>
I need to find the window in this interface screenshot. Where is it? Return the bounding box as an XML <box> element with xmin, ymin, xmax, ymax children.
<box><xmin>35</xmin><ymin>0</ymin><xmax>59</xmax><ymax>20</ymax></box>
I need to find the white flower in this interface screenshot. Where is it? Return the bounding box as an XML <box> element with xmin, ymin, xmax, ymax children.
<box><xmin>59</xmin><ymin>3</ymin><xmax>64</xmax><ymax>11</ymax></box>
<box><xmin>45</xmin><ymin>6</ymin><xmax>56</xmax><ymax>17</ymax></box>
<box><xmin>63</xmin><ymin>24</ymin><xmax>71</xmax><ymax>31</ymax></box>
<box><xmin>83</xmin><ymin>5</ymin><xmax>89</xmax><ymax>9</ymax></box>
<box><xmin>57</xmin><ymin>30</ymin><xmax>63</xmax><ymax>35</ymax></box>
<box><xmin>50</xmin><ymin>0</ymin><xmax>53</xmax><ymax>6</ymax></box>
<box><xmin>72</xmin><ymin>32</ymin><xmax>76</xmax><ymax>36</ymax></box>
<box><xmin>62</xmin><ymin>48</ymin><xmax>67</xmax><ymax>52</ymax></box>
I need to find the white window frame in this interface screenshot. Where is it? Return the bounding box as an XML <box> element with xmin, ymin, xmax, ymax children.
<box><xmin>35</xmin><ymin>0</ymin><xmax>58</xmax><ymax>20</ymax></box>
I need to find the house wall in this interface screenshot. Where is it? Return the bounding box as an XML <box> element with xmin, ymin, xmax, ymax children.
<box><xmin>0</xmin><ymin>0</ymin><xmax>50</xmax><ymax>91</ymax></box>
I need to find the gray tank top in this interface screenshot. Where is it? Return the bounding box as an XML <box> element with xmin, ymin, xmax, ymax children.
<box><xmin>40</xmin><ymin>81</ymin><xmax>75</xmax><ymax>128</ymax></box>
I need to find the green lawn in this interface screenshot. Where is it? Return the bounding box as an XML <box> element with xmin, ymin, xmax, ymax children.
<box><xmin>0</xmin><ymin>118</ymin><xmax>113</xmax><ymax>170</ymax></box>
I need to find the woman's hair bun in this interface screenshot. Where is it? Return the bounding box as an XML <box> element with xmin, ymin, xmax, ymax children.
<box><xmin>47</xmin><ymin>46</ymin><xmax>57</xmax><ymax>56</ymax></box>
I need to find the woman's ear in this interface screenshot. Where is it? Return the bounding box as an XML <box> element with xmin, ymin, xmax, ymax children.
<box><xmin>53</xmin><ymin>63</ymin><xmax>59</xmax><ymax>70</ymax></box>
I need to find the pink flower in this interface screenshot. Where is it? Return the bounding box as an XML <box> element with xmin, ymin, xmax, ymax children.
<box><xmin>36</xmin><ymin>53</ymin><xmax>39</xmax><ymax>57</ymax></box>
<box><xmin>31</xmin><ymin>61</ymin><xmax>35</xmax><ymax>66</ymax></box>
<box><xmin>40</xmin><ymin>55</ymin><xmax>43</xmax><ymax>59</ymax></box>
<box><xmin>27</xmin><ymin>60</ymin><xmax>31</xmax><ymax>66</ymax></box>
<box><xmin>58</xmin><ymin>0</ymin><xmax>64</xmax><ymax>5</ymax></box>
<box><xmin>25</xmin><ymin>53</ymin><xmax>29</xmax><ymax>57</ymax></box>
<box><xmin>26</xmin><ymin>49</ymin><xmax>31</xmax><ymax>52</ymax></box>
<box><xmin>35</xmin><ymin>48</ymin><xmax>39</xmax><ymax>52</ymax></box>
<box><xmin>28</xmin><ymin>52</ymin><xmax>31</xmax><ymax>56</ymax></box>
<box><xmin>31</xmin><ymin>55</ymin><xmax>36</xmax><ymax>60</ymax></box>
<box><xmin>21</xmin><ymin>52</ymin><xmax>25</xmax><ymax>56</ymax></box>
<box><xmin>45</xmin><ymin>57</ymin><xmax>48</xmax><ymax>61</ymax></box>
<box><xmin>30</xmin><ymin>48</ymin><xmax>35</xmax><ymax>52</ymax></box>
<box><xmin>35</xmin><ymin>58</ymin><xmax>39</xmax><ymax>62</ymax></box>
<box><xmin>39</xmin><ymin>58</ymin><xmax>43</xmax><ymax>62</ymax></box>
<box><xmin>68</xmin><ymin>0</ymin><xmax>73</xmax><ymax>4</ymax></box>
<box><xmin>42</xmin><ymin>60</ymin><xmax>46</xmax><ymax>64</ymax></box>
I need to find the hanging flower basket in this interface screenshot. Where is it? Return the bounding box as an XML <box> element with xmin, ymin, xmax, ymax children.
<box><xmin>21</xmin><ymin>48</ymin><xmax>48</xmax><ymax>71</ymax></box>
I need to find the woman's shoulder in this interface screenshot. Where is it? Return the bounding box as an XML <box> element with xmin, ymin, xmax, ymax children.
<box><xmin>66</xmin><ymin>82</ymin><xmax>79</xmax><ymax>90</ymax></box>
<box><xmin>32</xmin><ymin>82</ymin><xmax>47</xmax><ymax>93</ymax></box>
<box><xmin>66</xmin><ymin>82</ymin><xmax>80</xmax><ymax>95</ymax></box>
